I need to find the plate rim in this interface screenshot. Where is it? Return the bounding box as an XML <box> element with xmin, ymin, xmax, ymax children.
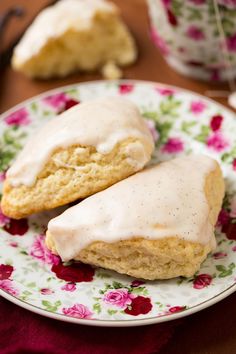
<box><xmin>0</xmin><ymin>79</ymin><xmax>236</xmax><ymax>327</ymax></box>
<box><xmin>1</xmin><ymin>283</ymin><xmax>235</xmax><ymax>327</ymax></box>
<box><xmin>1</xmin><ymin>79</ymin><xmax>236</xmax><ymax>119</ymax></box>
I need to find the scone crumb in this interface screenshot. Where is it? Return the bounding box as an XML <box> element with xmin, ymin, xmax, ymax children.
<box><xmin>101</xmin><ymin>61</ymin><xmax>123</xmax><ymax>80</ymax></box>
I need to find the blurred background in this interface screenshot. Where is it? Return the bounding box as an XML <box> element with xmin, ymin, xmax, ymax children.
<box><xmin>0</xmin><ymin>0</ymin><xmax>232</xmax><ymax>112</ymax></box>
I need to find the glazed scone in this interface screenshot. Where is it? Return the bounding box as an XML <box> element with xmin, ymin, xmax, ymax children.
<box><xmin>12</xmin><ymin>0</ymin><xmax>137</xmax><ymax>79</ymax></box>
<box><xmin>46</xmin><ymin>155</ymin><xmax>225</xmax><ymax>280</ymax></box>
<box><xmin>1</xmin><ymin>97</ymin><xmax>154</xmax><ymax>219</ymax></box>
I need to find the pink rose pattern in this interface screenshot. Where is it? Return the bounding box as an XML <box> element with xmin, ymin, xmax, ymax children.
<box><xmin>0</xmin><ymin>84</ymin><xmax>236</xmax><ymax>319</ymax></box>
<box><xmin>4</xmin><ymin>108</ymin><xmax>31</xmax><ymax>126</ymax></box>
<box><xmin>217</xmin><ymin>209</ymin><xmax>230</xmax><ymax>227</ymax></box>
<box><xmin>0</xmin><ymin>279</ymin><xmax>19</xmax><ymax>296</ymax></box>
<box><xmin>212</xmin><ymin>252</ymin><xmax>227</xmax><ymax>259</ymax></box>
<box><xmin>0</xmin><ymin>207</ymin><xmax>29</xmax><ymax>236</ymax></box>
<box><xmin>131</xmin><ymin>280</ymin><xmax>145</xmax><ymax>287</ymax></box>
<box><xmin>62</xmin><ymin>304</ymin><xmax>93</xmax><ymax>319</ymax></box>
<box><xmin>161</xmin><ymin>0</ymin><xmax>178</xmax><ymax>26</ymax></box>
<box><xmin>227</xmin><ymin>33</ymin><xmax>236</xmax><ymax>52</ymax></box>
<box><xmin>9</xmin><ymin>242</ymin><xmax>18</xmax><ymax>248</ymax></box>
<box><xmin>230</xmin><ymin>196</ymin><xmax>236</xmax><ymax>218</ymax></box>
<box><xmin>168</xmin><ymin>306</ymin><xmax>186</xmax><ymax>313</ymax></box>
<box><xmin>0</xmin><ymin>172</ymin><xmax>6</xmax><ymax>182</ymax></box>
<box><xmin>118</xmin><ymin>84</ymin><xmax>134</xmax><ymax>94</ymax></box>
<box><xmin>43</xmin><ymin>93</ymin><xmax>79</xmax><ymax>113</ymax></box>
<box><xmin>61</xmin><ymin>283</ymin><xmax>77</xmax><ymax>292</ymax></box>
<box><xmin>233</xmin><ymin>159</ymin><xmax>236</xmax><ymax>171</ymax></box>
<box><xmin>40</xmin><ymin>288</ymin><xmax>54</xmax><ymax>295</ymax></box>
<box><xmin>149</xmin><ymin>0</ymin><xmax>236</xmax><ymax>80</ymax></box>
<box><xmin>3</xmin><ymin>218</ymin><xmax>29</xmax><ymax>236</ymax></box>
<box><xmin>161</xmin><ymin>0</ymin><xmax>171</xmax><ymax>7</ymax></box>
<box><xmin>218</xmin><ymin>0</ymin><xmax>236</xmax><ymax>7</ymax></box>
<box><xmin>186</xmin><ymin>26</ymin><xmax>205</xmax><ymax>40</ymax></box>
<box><xmin>0</xmin><ymin>264</ymin><xmax>19</xmax><ymax>296</ymax></box>
<box><xmin>0</xmin><ymin>207</ymin><xmax>10</xmax><ymax>227</ymax></box>
<box><xmin>0</xmin><ymin>264</ymin><xmax>14</xmax><ymax>280</ymax></box>
<box><xmin>156</xmin><ymin>87</ymin><xmax>175</xmax><ymax>96</ymax></box>
<box><xmin>207</xmin><ymin>132</ymin><xmax>229</xmax><ymax>152</ymax></box>
<box><xmin>51</xmin><ymin>261</ymin><xmax>94</xmax><ymax>282</ymax></box>
<box><xmin>193</xmin><ymin>274</ymin><xmax>212</xmax><ymax>289</ymax></box>
<box><xmin>103</xmin><ymin>289</ymin><xmax>135</xmax><ymax>309</ymax></box>
<box><xmin>30</xmin><ymin>234</ymin><xmax>60</xmax><ymax>265</ymax></box>
<box><xmin>190</xmin><ymin>100</ymin><xmax>206</xmax><ymax>114</ymax></box>
<box><xmin>217</xmin><ymin>194</ymin><xmax>236</xmax><ymax>240</ymax></box>
<box><xmin>220</xmin><ymin>0</ymin><xmax>236</xmax><ymax>4</ymax></box>
<box><xmin>150</xmin><ymin>27</ymin><xmax>169</xmax><ymax>56</ymax></box>
<box><xmin>124</xmin><ymin>296</ymin><xmax>153</xmax><ymax>316</ymax></box>
<box><xmin>210</xmin><ymin>115</ymin><xmax>223</xmax><ymax>131</ymax></box>
<box><xmin>162</xmin><ymin>137</ymin><xmax>184</xmax><ymax>154</ymax></box>
<box><xmin>44</xmin><ymin>92</ymin><xmax>67</xmax><ymax>108</ymax></box>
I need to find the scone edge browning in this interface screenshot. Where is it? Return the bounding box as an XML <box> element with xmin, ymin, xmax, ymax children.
<box><xmin>12</xmin><ymin>0</ymin><xmax>137</xmax><ymax>78</ymax></box>
<box><xmin>2</xmin><ymin>96</ymin><xmax>154</xmax><ymax>218</ymax></box>
<box><xmin>46</xmin><ymin>158</ymin><xmax>225</xmax><ymax>280</ymax></box>
<box><xmin>1</xmin><ymin>138</ymin><xmax>152</xmax><ymax>219</ymax></box>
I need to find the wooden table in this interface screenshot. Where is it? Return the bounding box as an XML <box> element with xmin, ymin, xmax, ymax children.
<box><xmin>0</xmin><ymin>1</ymin><xmax>235</xmax><ymax>353</ymax></box>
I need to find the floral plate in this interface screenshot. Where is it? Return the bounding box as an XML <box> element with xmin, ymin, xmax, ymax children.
<box><xmin>0</xmin><ymin>80</ymin><xmax>236</xmax><ymax>327</ymax></box>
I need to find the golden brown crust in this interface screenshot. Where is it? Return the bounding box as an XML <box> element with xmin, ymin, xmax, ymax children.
<box><xmin>1</xmin><ymin>138</ymin><xmax>151</xmax><ymax>219</ymax></box>
<box><xmin>12</xmin><ymin>12</ymin><xmax>137</xmax><ymax>79</ymax></box>
<box><xmin>46</xmin><ymin>234</ymin><xmax>211</xmax><ymax>279</ymax></box>
<box><xmin>46</xmin><ymin>160</ymin><xmax>225</xmax><ymax>280</ymax></box>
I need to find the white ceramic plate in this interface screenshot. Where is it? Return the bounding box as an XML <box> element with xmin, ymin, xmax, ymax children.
<box><xmin>0</xmin><ymin>80</ymin><xmax>236</xmax><ymax>327</ymax></box>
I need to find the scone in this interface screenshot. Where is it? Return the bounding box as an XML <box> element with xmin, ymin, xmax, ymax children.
<box><xmin>12</xmin><ymin>0</ymin><xmax>137</xmax><ymax>79</ymax></box>
<box><xmin>1</xmin><ymin>97</ymin><xmax>154</xmax><ymax>219</ymax></box>
<box><xmin>46</xmin><ymin>155</ymin><xmax>225</xmax><ymax>280</ymax></box>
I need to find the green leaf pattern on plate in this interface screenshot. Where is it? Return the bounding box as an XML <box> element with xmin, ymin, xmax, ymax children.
<box><xmin>0</xmin><ymin>81</ymin><xmax>235</xmax><ymax>324</ymax></box>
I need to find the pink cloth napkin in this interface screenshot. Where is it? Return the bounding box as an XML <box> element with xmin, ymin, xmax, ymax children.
<box><xmin>0</xmin><ymin>297</ymin><xmax>179</xmax><ymax>354</ymax></box>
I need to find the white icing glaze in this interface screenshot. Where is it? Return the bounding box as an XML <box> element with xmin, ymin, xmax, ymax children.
<box><xmin>48</xmin><ymin>155</ymin><xmax>218</xmax><ymax>261</ymax></box>
<box><xmin>13</xmin><ymin>0</ymin><xmax>117</xmax><ymax>63</ymax></box>
<box><xmin>7</xmin><ymin>97</ymin><xmax>154</xmax><ymax>187</ymax></box>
